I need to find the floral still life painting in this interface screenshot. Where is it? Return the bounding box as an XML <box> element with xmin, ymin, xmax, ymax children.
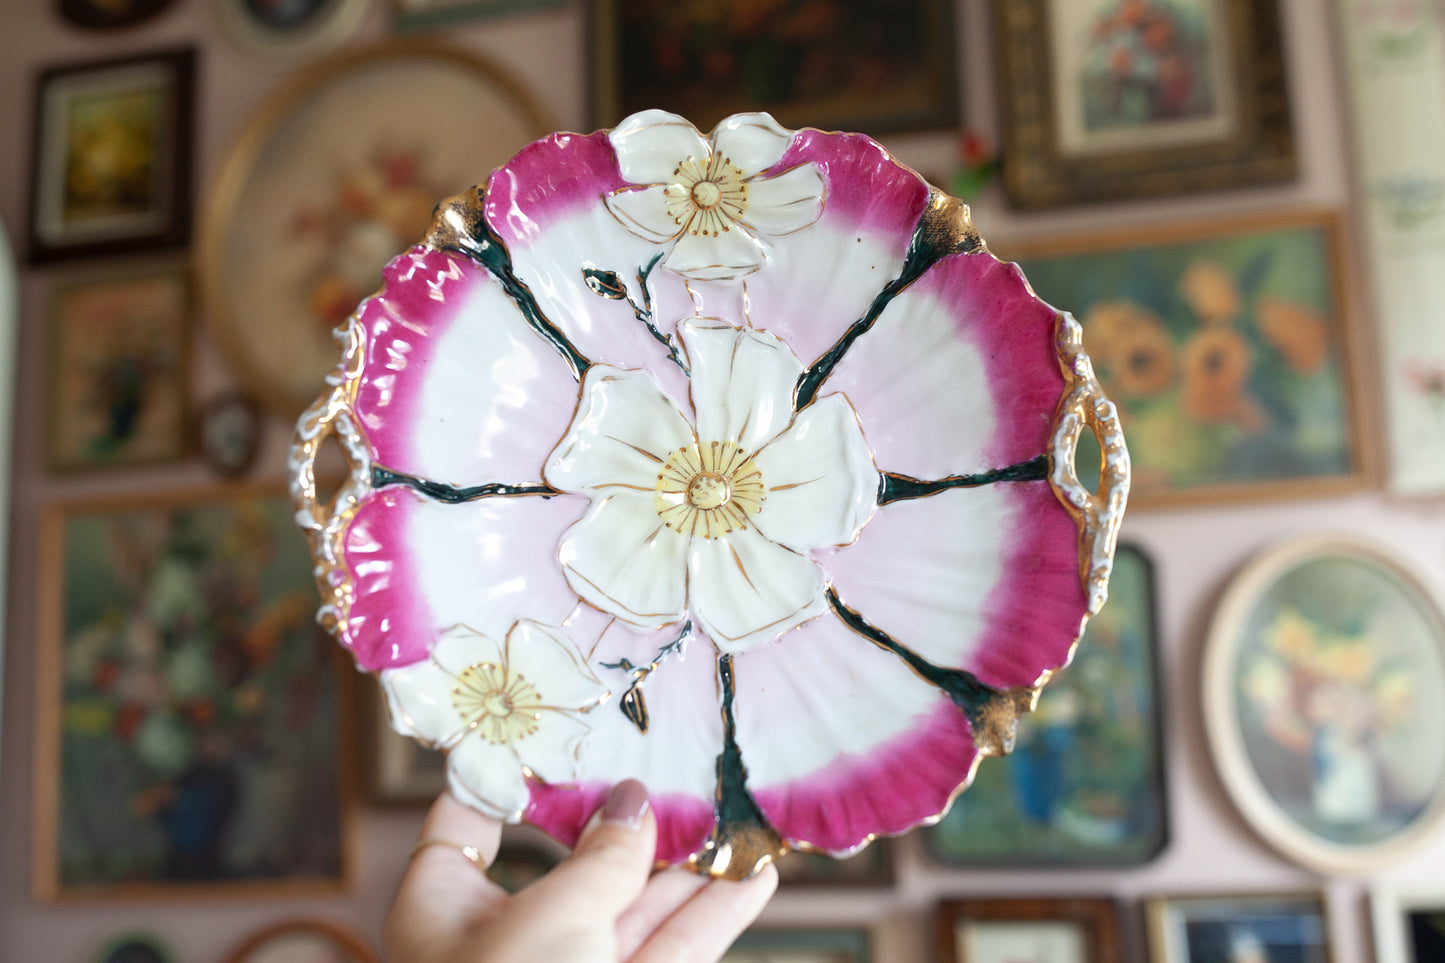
<box><xmin>290</xmin><ymin>110</ymin><xmax>1130</xmax><ymax>877</ymax></box>
<box><xmin>35</xmin><ymin>492</ymin><xmax>346</xmax><ymax>897</ymax></box>
<box><xmin>1204</xmin><ymin>535</ymin><xmax>1445</xmax><ymax>873</ymax></box>
<box><xmin>1008</xmin><ymin>211</ymin><xmax>1362</xmax><ymax>505</ymax></box>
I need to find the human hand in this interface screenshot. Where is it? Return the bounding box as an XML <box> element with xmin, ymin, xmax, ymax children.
<box><xmin>383</xmin><ymin>780</ymin><xmax>779</xmax><ymax>962</ymax></box>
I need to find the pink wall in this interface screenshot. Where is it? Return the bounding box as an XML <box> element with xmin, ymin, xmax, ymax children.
<box><xmin>1</xmin><ymin>1</ymin><xmax>1441</xmax><ymax>961</ymax></box>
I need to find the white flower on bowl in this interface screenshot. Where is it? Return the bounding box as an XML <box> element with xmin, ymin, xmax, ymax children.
<box><xmin>545</xmin><ymin>319</ymin><xmax>878</xmax><ymax>654</ymax></box>
<box><xmin>381</xmin><ymin>621</ymin><xmax>609</xmax><ymax>820</ymax></box>
<box><xmin>604</xmin><ymin>110</ymin><xmax>825</xmax><ymax>280</ymax></box>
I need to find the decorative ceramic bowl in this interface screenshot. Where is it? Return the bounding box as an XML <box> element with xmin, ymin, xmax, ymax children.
<box><xmin>289</xmin><ymin>110</ymin><xmax>1129</xmax><ymax>878</ymax></box>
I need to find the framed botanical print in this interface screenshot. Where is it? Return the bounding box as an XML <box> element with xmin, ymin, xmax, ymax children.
<box><xmin>33</xmin><ymin>488</ymin><xmax>353</xmax><ymax>899</ymax></box>
<box><xmin>588</xmin><ymin>0</ymin><xmax>959</xmax><ymax>133</ymax></box>
<box><xmin>27</xmin><ymin>48</ymin><xmax>195</xmax><ymax>263</ymax></box>
<box><xmin>938</xmin><ymin>897</ymin><xmax>1119</xmax><ymax>963</ymax></box>
<box><xmin>1002</xmin><ymin>210</ymin><xmax>1368</xmax><ymax>506</ymax></box>
<box><xmin>1202</xmin><ymin>533</ymin><xmax>1445</xmax><ymax>873</ymax></box>
<box><xmin>922</xmin><ymin>544</ymin><xmax>1167</xmax><ymax>866</ymax></box>
<box><xmin>994</xmin><ymin>0</ymin><xmax>1295</xmax><ymax>208</ymax></box>
<box><xmin>1146</xmin><ymin>892</ymin><xmax>1330</xmax><ymax>963</ymax></box>
<box><xmin>1334</xmin><ymin>0</ymin><xmax>1445</xmax><ymax>494</ymax></box>
<box><xmin>46</xmin><ymin>266</ymin><xmax>190</xmax><ymax>472</ymax></box>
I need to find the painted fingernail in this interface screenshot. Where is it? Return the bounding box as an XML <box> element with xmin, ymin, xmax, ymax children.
<box><xmin>601</xmin><ymin>778</ymin><xmax>650</xmax><ymax>828</ymax></box>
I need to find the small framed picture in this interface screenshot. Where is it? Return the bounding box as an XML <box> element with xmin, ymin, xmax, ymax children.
<box><xmin>994</xmin><ymin>0</ymin><xmax>1296</xmax><ymax>208</ymax></box>
<box><xmin>197</xmin><ymin>392</ymin><xmax>262</xmax><ymax>478</ymax></box>
<box><xmin>46</xmin><ymin>266</ymin><xmax>190</xmax><ymax>472</ymax></box>
<box><xmin>922</xmin><ymin>544</ymin><xmax>1167</xmax><ymax>867</ymax></box>
<box><xmin>213</xmin><ymin>0</ymin><xmax>370</xmax><ymax>62</ymax></box>
<box><xmin>725</xmin><ymin>927</ymin><xmax>870</xmax><ymax>963</ymax></box>
<box><xmin>1372</xmin><ymin>884</ymin><xmax>1445</xmax><ymax>963</ymax></box>
<box><xmin>1203</xmin><ymin>533</ymin><xmax>1445</xmax><ymax>873</ymax></box>
<box><xmin>1003</xmin><ymin>210</ymin><xmax>1368</xmax><ymax>507</ymax></box>
<box><xmin>937</xmin><ymin>897</ymin><xmax>1119</xmax><ymax>963</ymax></box>
<box><xmin>1146</xmin><ymin>892</ymin><xmax>1330</xmax><ymax>963</ymax></box>
<box><xmin>27</xmin><ymin>49</ymin><xmax>195</xmax><ymax>263</ymax></box>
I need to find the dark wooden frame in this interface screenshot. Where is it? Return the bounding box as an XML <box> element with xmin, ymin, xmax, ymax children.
<box><xmin>993</xmin><ymin>0</ymin><xmax>1295</xmax><ymax>209</ymax></box>
<box><xmin>27</xmin><ymin>48</ymin><xmax>195</xmax><ymax>263</ymax></box>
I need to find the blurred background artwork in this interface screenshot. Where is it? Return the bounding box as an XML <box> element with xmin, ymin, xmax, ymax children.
<box><xmin>922</xmin><ymin>545</ymin><xmax>1167</xmax><ymax>867</ymax></box>
<box><xmin>1007</xmin><ymin>212</ymin><xmax>1365</xmax><ymax>506</ymax></box>
<box><xmin>35</xmin><ymin>492</ymin><xmax>347</xmax><ymax>897</ymax></box>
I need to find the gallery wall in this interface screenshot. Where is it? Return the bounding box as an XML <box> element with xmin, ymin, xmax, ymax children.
<box><xmin>1</xmin><ymin>1</ymin><xmax>1443</xmax><ymax>961</ymax></box>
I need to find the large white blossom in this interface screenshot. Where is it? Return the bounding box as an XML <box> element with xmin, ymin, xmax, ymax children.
<box><xmin>544</xmin><ymin>319</ymin><xmax>878</xmax><ymax>653</ymax></box>
<box><xmin>604</xmin><ymin>110</ymin><xmax>825</xmax><ymax>280</ymax></box>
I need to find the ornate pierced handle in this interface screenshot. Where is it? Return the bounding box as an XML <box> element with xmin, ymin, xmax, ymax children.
<box><xmin>288</xmin><ymin>319</ymin><xmax>374</xmax><ymax>634</ymax></box>
<box><xmin>1049</xmin><ymin>312</ymin><xmax>1131</xmax><ymax>616</ymax></box>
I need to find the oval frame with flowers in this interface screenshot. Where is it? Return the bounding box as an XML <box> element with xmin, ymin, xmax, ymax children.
<box><xmin>1203</xmin><ymin>532</ymin><xmax>1445</xmax><ymax>874</ymax></box>
<box><xmin>290</xmin><ymin>109</ymin><xmax>1129</xmax><ymax>877</ymax></box>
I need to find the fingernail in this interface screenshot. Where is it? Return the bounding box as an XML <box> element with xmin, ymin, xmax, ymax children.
<box><xmin>601</xmin><ymin>778</ymin><xmax>650</xmax><ymax>828</ymax></box>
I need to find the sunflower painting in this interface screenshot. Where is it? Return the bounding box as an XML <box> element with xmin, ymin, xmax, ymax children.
<box><xmin>1008</xmin><ymin>212</ymin><xmax>1364</xmax><ymax>504</ymax></box>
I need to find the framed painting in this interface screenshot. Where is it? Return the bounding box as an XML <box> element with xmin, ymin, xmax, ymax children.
<box><xmin>1372</xmin><ymin>885</ymin><xmax>1445</xmax><ymax>963</ymax></box>
<box><xmin>725</xmin><ymin>928</ymin><xmax>870</xmax><ymax>963</ymax></box>
<box><xmin>46</xmin><ymin>266</ymin><xmax>190</xmax><ymax>472</ymax></box>
<box><xmin>587</xmin><ymin>0</ymin><xmax>958</xmax><ymax>134</ymax></box>
<box><xmin>196</xmin><ymin>39</ymin><xmax>551</xmax><ymax>417</ymax></box>
<box><xmin>1145</xmin><ymin>893</ymin><xmax>1330</xmax><ymax>963</ymax></box>
<box><xmin>1334</xmin><ymin>0</ymin><xmax>1445</xmax><ymax>494</ymax></box>
<box><xmin>27</xmin><ymin>48</ymin><xmax>195</xmax><ymax>263</ymax></box>
<box><xmin>32</xmin><ymin>488</ymin><xmax>353</xmax><ymax>899</ymax></box>
<box><xmin>937</xmin><ymin>897</ymin><xmax>1119</xmax><ymax>963</ymax></box>
<box><xmin>994</xmin><ymin>0</ymin><xmax>1295</xmax><ymax>209</ymax></box>
<box><xmin>1202</xmin><ymin>533</ymin><xmax>1445</xmax><ymax>873</ymax></box>
<box><xmin>921</xmin><ymin>544</ymin><xmax>1166</xmax><ymax>866</ymax></box>
<box><xmin>213</xmin><ymin>0</ymin><xmax>369</xmax><ymax>61</ymax></box>
<box><xmin>1001</xmin><ymin>210</ymin><xmax>1368</xmax><ymax>507</ymax></box>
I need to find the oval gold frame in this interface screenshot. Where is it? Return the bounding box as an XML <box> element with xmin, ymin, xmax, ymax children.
<box><xmin>195</xmin><ymin>38</ymin><xmax>553</xmax><ymax>417</ymax></box>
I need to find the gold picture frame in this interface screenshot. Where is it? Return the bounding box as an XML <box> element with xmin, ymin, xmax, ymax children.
<box><xmin>195</xmin><ymin>39</ymin><xmax>552</xmax><ymax>417</ymax></box>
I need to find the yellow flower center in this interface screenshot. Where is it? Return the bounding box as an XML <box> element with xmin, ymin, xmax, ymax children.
<box><xmin>452</xmin><ymin>662</ymin><xmax>541</xmax><ymax>744</ymax></box>
<box><xmin>655</xmin><ymin>441</ymin><xmax>764</xmax><ymax>538</ymax></box>
<box><xmin>665</xmin><ymin>154</ymin><xmax>748</xmax><ymax>237</ymax></box>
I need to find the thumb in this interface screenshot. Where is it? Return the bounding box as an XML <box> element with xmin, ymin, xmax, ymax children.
<box><xmin>515</xmin><ymin>780</ymin><xmax>657</xmax><ymax>921</ymax></box>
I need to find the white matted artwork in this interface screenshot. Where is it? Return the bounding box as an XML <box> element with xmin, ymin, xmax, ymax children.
<box><xmin>1047</xmin><ymin>0</ymin><xmax>1239</xmax><ymax>158</ymax></box>
<box><xmin>1335</xmin><ymin>0</ymin><xmax>1445</xmax><ymax>493</ymax></box>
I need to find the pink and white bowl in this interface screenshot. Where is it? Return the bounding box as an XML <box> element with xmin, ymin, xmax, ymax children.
<box><xmin>288</xmin><ymin>109</ymin><xmax>1130</xmax><ymax>878</ymax></box>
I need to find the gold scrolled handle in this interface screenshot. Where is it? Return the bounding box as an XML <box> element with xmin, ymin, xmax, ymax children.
<box><xmin>1049</xmin><ymin>311</ymin><xmax>1131</xmax><ymax>617</ymax></box>
<box><xmin>288</xmin><ymin>316</ymin><xmax>373</xmax><ymax>635</ymax></box>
